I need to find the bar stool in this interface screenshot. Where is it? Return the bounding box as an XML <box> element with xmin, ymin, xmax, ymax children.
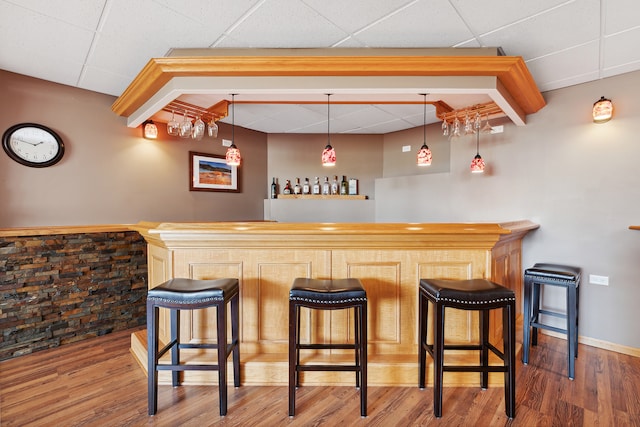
<box><xmin>146</xmin><ymin>278</ymin><xmax>240</xmax><ymax>416</ymax></box>
<box><xmin>289</xmin><ymin>278</ymin><xmax>367</xmax><ymax>417</ymax></box>
<box><xmin>418</xmin><ymin>278</ymin><xmax>516</xmax><ymax>419</ymax></box>
<box><xmin>522</xmin><ymin>263</ymin><xmax>581</xmax><ymax>379</ymax></box>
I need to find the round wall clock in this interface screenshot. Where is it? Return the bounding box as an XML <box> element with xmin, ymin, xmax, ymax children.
<box><xmin>2</xmin><ymin>123</ymin><xmax>65</xmax><ymax>168</ymax></box>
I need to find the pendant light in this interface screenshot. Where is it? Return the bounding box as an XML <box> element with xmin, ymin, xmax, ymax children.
<box><xmin>416</xmin><ymin>93</ymin><xmax>432</xmax><ymax>166</ymax></box>
<box><xmin>225</xmin><ymin>94</ymin><xmax>241</xmax><ymax>166</ymax></box>
<box><xmin>322</xmin><ymin>94</ymin><xmax>336</xmax><ymax>166</ymax></box>
<box><xmin>470</xmin><ymin>131</ymin><xmax>485</xmax><ymax>173</ymax></box>
<box><xmin>592</xmin><ymin>96</ymin><xmax>613</xmax><ymax>123</ymax></box>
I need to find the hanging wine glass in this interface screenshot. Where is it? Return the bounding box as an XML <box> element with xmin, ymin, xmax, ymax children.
<box><xmin>179</xmin><ymin>110</ymin><xmax>192</xmax><ymax>138</ymax></box>
<box><xmin>481</xmin><ymin>113</ymin><xmax>493</xmax><ymax>133</ymax></box>
<box><xmin>452</xmin><ymin>116</ymin><xmax>461</xmax><ymax>138</ymax></box>
<box><xmin>167</xmin><ymin>110</ymin><xmax>180</xmax><ymax>136</ymax></box>
<box><xmin>441</xmin><ymin>119</ymin><xmax>449</xmax><ymax>137</ymax></box>
<box><xmin>474</xmin><ymin>112</ymin><xmax>482</xmax><ymax>132</ymax></box>
<box><xmin>207</xmin><ymin>117</ymin><xmax>219</xmax><ymax>138</ymax></box>
<box><xmin>192</xmin><ymin>116</ymin><xmax>205</xmax><ymax>140</ymax></box>
<box><xmin>464</xmin><ymin>110</ymin><xmax>474</xmax><ymax>135</ymax></box>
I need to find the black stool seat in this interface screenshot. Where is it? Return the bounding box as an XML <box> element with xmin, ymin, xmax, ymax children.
<box><xmin>289</xmin><ymin>278</ymin><xmax>367</xmax><ymax>417</ymax></box>
<box><xmin>289</xmin><ymin>278</ymin><xmax>367</xmax><ymax>303</ymax></box>
<box><xmin>147</xmin><ymin>278</ymin><xmax>240</xmax><ymax>416</ymax></box>
<box><xmin>523</xmin><ymin>263</ymin><xmax>581</xmax><ymax>379</ymax></box>
<box><xmin>147</xmin><ymin>277</ymin><xmax>239</xmax><ymax>304</ymax></box>
<box><xmin>419</xmin><ymin>278</ymin><xmax>516</xmax><ymax>419</ymax></box>
<box><xmin>420</xmin><ymin>278</ymin><xmax>517</xmax><ymax>307</ymax></box>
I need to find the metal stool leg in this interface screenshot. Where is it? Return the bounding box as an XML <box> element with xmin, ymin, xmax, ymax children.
<box><xmin>147</xmin><ymin>302</ymin><xmax>159</xmax><ymax>415</ymax></box>
<box><xmin>360</xmin><ymin>302</ymin><xmax>368</xmax><ymax>417</ymax></box>
<box><xmin>567</xmin><ymin>285</ymin><xmax>578</xmax><ymax>380</ymax></box>
<box><xmin>288</xmin><ymin>301</ymin><xmax>298</xmax><ymax>416</ymax></box>
<box><xmin>418</xmin><ymin>290</ymin><xmax>428</xmax><ymax>389</ymax></box>
<box><xmin>522</xmin><ymin>276</ymin><xmax>532</xmax><ymax>365</ymax></box>
<box><xmin>231</xmin><ymin>293</ymin><xmax>241</xmax><ymax>387</ymax></box>
<box><xmin>170</xmin><ymin>309</ymin><xmax>180</xmax><ymax>386</ymax></box>
<box><xmin>480</xmin><ymin>309</ymin><xmax>489</xmax><ymax>389</ymax></box>
<box><xmin>433</xmin><ymin>301</ymin><xmax>445</xmax><ymax>418</ymax></box>
<box><xmin>217</xmin><ymin>300</ymin><xmax>228</xmax><ymax>416</ymax></box>
<box><xmin>504</xmin><ymin>301</ymin><xmax>516</xmax><ymax>418</ymax></box>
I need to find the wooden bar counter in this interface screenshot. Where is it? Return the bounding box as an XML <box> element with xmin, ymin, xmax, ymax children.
<box><xmin>130</xmin><ymin>220</ymin><xmax>538</xmax><ymax>387</ymax></box>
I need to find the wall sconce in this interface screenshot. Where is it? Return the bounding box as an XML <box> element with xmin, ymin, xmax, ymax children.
<box><xmin>143</xmin><ymin>120</ymin><xmax>158</xmax><ymax>139</ymax></box>
<box><xmin>593</xmin><ymin>96</ymin><xmax>613</xmax><ymax>123</ymax></box>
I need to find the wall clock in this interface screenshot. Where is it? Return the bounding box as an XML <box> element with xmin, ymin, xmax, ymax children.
<box><xmin>2</xmin><ymin>123</ymin><xmax>65</xmax><ymax>168</ymax></box>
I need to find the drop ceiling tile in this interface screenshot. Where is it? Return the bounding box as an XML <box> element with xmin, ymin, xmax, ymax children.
<box><xmin>153</xmin><ymin>0</ymin><xmax>262</xmax><ymax>30</ymax></box>
<box><xmin>353</xmin><ymin>0</ymin><xmax>474</xmax><ymax>47</ymax></box>
<box><xmin>4</xmin><ymin>0</ymin><xmax>105</xmax><ymax>30</ymax></box>
<box><xmin>85</xmin><ymin>33</ymin><xmax>171</xmax><ymax>85</ymax></box>
<box><xmin>525</xmin><ymin>41</ymin><xmax>600</xmax><ymax>92</ymax></box>
<box><xmin>301</xmin><ymin>0</ymin><xmax>415</xmax><ymax>34</ymax></box>
<box><xmin>479</xmin><ymin>0</ymin><xmax>600</xmax><ymax>59</ymax></box>
<box><xmin>215</xmin><ymin>0</ymin><xmax>350</xmax><ymax>47</ymax></box>
<box><xmin>0</xmin><ymin>1</ymin><xmax>94</xmax><ymax>85</ymax></box>
<box><xmin>78</xmin><ymin>65</ymin><xmax>137</xmax><ymax>97</ymax></box>
<box><xmin>603</xmin><ymin>27</ymin><xmax>640</xmax><ymax>71</ymax></box>
<box><xmin>450</xmin><ymin>0</ymin><xmax>570</xmax><ymax>35</ymax></box>
<box><xmin>604</xmin><ymin>0</ymin><xmax>640</xmax><ymax>34</ymax></box>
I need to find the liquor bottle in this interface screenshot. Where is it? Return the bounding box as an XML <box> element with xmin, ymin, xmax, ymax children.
<box><xmin>270</xmin><ymin>177</ymin><xmax>278</xmax><ymax>199</ymax></box>
<box><xmin>312</xmin><ymin>177</ymin><xmax>320</xmax><ymax>195</ymax></box>
<box><xmin>322</xmin><ymin>176</ymin><xmax>330</xmax><ymax>195</ymax></box>
<box><xmin>302</xmin><ymin>177</ymin><xmax>310</xmax><ymax>195</ymax></box>
<box><xmin>283</xmin><ymin>180</ymin><xmax>292</xmax><ymax>195</ymax></box>
<box><xmin>340</xmin><ymin>175</ymin><xmax>348</xmax><ymax>195</ymax></box>
<box><xmin>331</xmin><ymin>175</ymin><xmax>339</xmax><ymax>195</ymax></box>
<box><xmin>294</xmin><ymin>178</ymin><xmax>302</xmax><ymax>195</ymax></box>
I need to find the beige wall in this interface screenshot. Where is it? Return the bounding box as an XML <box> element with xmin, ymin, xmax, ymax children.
<box><xmin>0</xmin><ymin>70</ymin><xmax>267</xmax><ymax>227</ymax></box>
<box><xmin>376</xmin><ymin>70</ymin><xmax>640</xmax><ymax>350</ymax></box>
<box><xmin>2</xmin><ymin>67</ymin><xmax>639</xmax><ymax>350</ymax></box>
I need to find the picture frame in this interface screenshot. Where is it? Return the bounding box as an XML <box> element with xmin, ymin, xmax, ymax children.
<box><xmin>189</xmin><ymin>151</ymin><xmax>239</xmax><ymax>192</ymax></box>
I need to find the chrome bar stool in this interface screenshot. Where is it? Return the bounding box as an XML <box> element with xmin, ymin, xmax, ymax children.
<box><xmin>419</xmin><ymin>278</ymin><xmax>516</xmax><ymax>419</ymax></box>
<box><xmin>288</xmin><ymin>278</ymin><xmax>367</xmax><ymax>417</ymax></box>
<box><xmin>147</xmin><ymin>278</ymin><xmax>240</xmax><ymax>416</ymax></box>
<box><xmin>522</xmin><ymin>263</ymin><xmax>581</xmax><ymax>379</ymax></box>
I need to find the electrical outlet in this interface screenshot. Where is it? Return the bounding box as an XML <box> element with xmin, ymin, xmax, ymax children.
<box><xmin>402</xmin><ymin>145</ymin><xmax>411</xmax><ymax>152</ymax></box>
<box><xmin>222</xmin><ymin>139</ymin><xmax>232</xmax><ymax>147</ymax></box>
<box><xmin>589</xmin><ymin>274</ymin><xmax>609</xmax><ymax>286</ymax></box>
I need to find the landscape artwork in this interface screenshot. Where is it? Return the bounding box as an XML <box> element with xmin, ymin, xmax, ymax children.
<box><xmin>189</xmin><ymin>152</ymin><xmax>239</xmax><ymax>192</ymax></box>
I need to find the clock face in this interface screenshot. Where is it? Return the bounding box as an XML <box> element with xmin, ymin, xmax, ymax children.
<box><xmin>2</xmin><ymin>123</ymin><xmax>65</xmax><ymax>167</ymax></box>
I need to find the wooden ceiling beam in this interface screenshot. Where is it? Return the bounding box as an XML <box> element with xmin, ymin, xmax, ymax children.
<box><xmin>112</xmin><ymin>54</ymin><xmax>545</xmax><ymax>124</ymax></box>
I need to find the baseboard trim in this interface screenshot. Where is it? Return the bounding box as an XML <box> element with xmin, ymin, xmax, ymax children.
<box><xmin>541</xmin><ymin>330</ymin><xmax>640</xmax><ymax>357</ymax></box>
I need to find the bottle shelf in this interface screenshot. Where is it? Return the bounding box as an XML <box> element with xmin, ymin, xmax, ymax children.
<box><xmin>276</xmin><ymin>194</ymin><xmax>367</xmax><ymax>200</ymax></box>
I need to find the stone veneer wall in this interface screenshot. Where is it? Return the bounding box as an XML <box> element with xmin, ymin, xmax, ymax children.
<box><xmin>0</xmin><ymin>231</ymin><xmax>147</xmax><ymax>360</ymax></box>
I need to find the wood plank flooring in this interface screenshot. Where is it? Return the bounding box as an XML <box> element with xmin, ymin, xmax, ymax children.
<box><xmin>1</xmin><ymin>327</ymin><xmax>639</xmax><ymax>426</ymax></box>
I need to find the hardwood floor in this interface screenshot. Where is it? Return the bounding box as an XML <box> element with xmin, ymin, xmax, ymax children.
<box><xmin>1</xmin><ymin>327</ymin><xmax>639</xmax><ymax>426</ymax></box>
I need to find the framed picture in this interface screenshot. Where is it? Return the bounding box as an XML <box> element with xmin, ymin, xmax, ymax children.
<box><xmin>189</xmin><ymin>151</ymin><xmax>239</xmax><ymax>192</ymax></box>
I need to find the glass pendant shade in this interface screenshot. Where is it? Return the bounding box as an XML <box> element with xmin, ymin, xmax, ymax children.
<box><xmin>143</xmin><ymin>120</ymin><xmax>158</xmax><ymax>139</ymax></box>
<box><xmin>470</xmin><ymin>154</ymin><xmax>485</xmax><ymax>173</ymax></box>
<box><xmin>416</xmin><ymin>94</ymin><xmax>432</xmax><ymax>166</ymax></box>
<box><xmin>226</xmin><ymin>94</ymin><xmax>241</xmax><ymax>166</ymax></box>
<box><xmin>417</xmin><ymin>144</ymin><xmax>432</xmax><ymax>166</ymax></box>
<box><xmin>322</xmin><ymin>94</ymin><xmax>335</xmax><ymax>166</ymax></box>
<box><xmin>322</xmin><ymin>144</ymin><xmax>336</xmax><ymax>166</ymax></box>
<box><xmin>470</xmin><ymin>131</ymin><xmax>485</xmax><ymax>173</ymax></box>
<box><xmin>593</xmin><ymin>96</ymin><xmax>613</xmax><ymax>123</ymax></box>
<box><xmin>226</xmin><ymin>144</ymin><xmax>241</xmax><ymax>166</ymax></box>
